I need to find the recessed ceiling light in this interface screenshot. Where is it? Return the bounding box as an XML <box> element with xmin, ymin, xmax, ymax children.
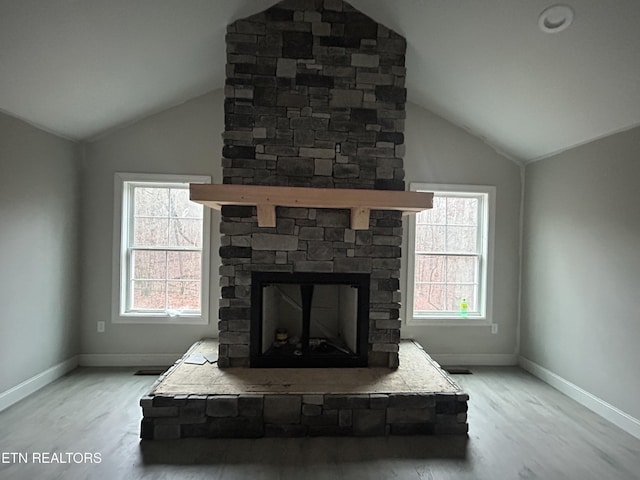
<box><xmin>538</xmin><ymin>5</ymin><xmax>574</xmax><ymax>33</ymax></box>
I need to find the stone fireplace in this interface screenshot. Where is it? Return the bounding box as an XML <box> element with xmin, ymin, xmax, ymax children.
<box><xmin>218</xmin><ymin>0</ymin><xmax>408</xmax><ymax>368</ymax></box>
<box><xmin>140</xmin><ymin>0</ymin><xmax>470</xmax><ymax>440</ymax></box>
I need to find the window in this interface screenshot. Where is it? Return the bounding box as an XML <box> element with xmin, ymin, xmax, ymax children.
<box><xmin>112</xmin><ymin>173</ymin><xmax>211</xmax><ymax>324</ymax></box>
<box><xmin>407</xmin><ymin>183</ymin><xmax>495</xmax><ymax>324</ymax></box>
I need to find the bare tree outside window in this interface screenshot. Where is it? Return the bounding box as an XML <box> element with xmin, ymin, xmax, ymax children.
<box><xmin>129</xmin><ymin>185</ymin><xmax>203</xmax><ymax>313</ymax></box>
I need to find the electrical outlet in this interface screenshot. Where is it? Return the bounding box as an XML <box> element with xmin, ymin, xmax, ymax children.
<box><xmin>491</xmin><ymin>323</ymin><xmax>498</xmax><ymax>335</ymax></box>
<box><xmin>97</xmin><ymin>321</ymin><xmax>105</xmax><ymax>333</ymax></box>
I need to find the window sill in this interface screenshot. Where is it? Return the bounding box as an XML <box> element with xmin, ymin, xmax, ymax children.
<box><xmin>407</xmin><ymin>316</ymin><xmax>491</xmax><ymax>327</ymax></box>
<box><xmin>113</xmin><ymin>314</ymin><xmax>208</xmax><ymax>326</ymax></box>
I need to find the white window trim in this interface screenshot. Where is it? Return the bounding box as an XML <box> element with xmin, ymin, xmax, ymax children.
<box><xmin>406</xmin><ymin>183</ymin><xmax>495</xmax><ymax>326</ymax></box>
<box><xmin>112</xmin><ymin>172</ymin><xmax>211</xmax><ymax>325</ymax></box>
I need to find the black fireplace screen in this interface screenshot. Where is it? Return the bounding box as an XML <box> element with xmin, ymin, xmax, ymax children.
<box><xmin>250</xmin><ymin>271</ymin><xmax>370</xmax><ymax>368</ymax></box>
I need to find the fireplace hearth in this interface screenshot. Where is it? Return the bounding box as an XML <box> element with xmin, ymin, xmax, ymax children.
<box><xmin>141</xmin><ymin>339</ymin><xmax>470</xmax><ymax>439</ymax></box>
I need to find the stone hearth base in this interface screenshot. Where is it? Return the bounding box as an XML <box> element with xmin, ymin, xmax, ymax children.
<box><xmin>140</xmin><ymin>339</ymin><xmax>468</xmax><ymax>439</ymax></box>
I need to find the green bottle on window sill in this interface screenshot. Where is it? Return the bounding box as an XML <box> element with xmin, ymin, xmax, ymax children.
<box><xmin>460</xmin><ymin>298</ymin><xmax>468</xmax><ymax>318</ymax></box>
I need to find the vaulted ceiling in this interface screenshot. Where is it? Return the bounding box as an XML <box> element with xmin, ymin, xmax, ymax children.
<box><xmin>1</xmin><ymin>0</ymin><xmax>639</xmax><ymax>162</ymax></box>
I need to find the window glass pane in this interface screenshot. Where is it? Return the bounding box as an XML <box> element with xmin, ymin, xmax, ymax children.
<box><xmin>413</xmin><ymin>283</ymin><xmax>445</xmax><ymax>312</ymax></box>
<box><xmin>446</xmin><ymin>255</ymin><xmax>477</xmax><ymax>283</ymax></box>
<box><xmin>416</xmin><ymin>197</ymin><xmax>446</xmax><ymax>225</ymax></box>
<box><xmin>446</xmin><ymin>225</ymin><xmax>478</xmax><ymax>253</ymax></box>
<box><xmin>415</xmin><ymin>255</ymin><xmax>445</xmax><ymax>283</ymax></box>
<box><xmin>134</xmin><ymin>187</ymin><xmax>169</xmax><ymax>217</ymax></box>
<box><xmin>132</xmin><ymin>280</ymin><xmax>166</xmax><ymax>310</ymax></box>
<box><xmin>169</xmin><ymin>218</ymin><xmax>202</xmax><ymax>247</ymax></box>
<box><xmin>132</xmin><ymin>250</ymin><xmax>166</xmax><ymax>280</ymax></box>
<box><xmin>446</xmin><ymin>197</ymin><xmax>478</xmax><ymax>226</ymax></box>
<box><xmin>134</xmin><ymin>218</ymin><xmax>169</xmax><ymax>247</ymax></box>
<box><xmin>168</xmin><ymin>281</ymin><xmax>201</xmax><ymax>310</ymax></box>
<box><xmin>167</xmin><ymin>251</ymin><xmax>201</xmax><ymax>280</ymax></box>
<box><xmin>445</xmin><ymin>284</ymin><xmax>476</xmax><ymax>311</ymax></box>
<box><xmin>169</xmin><ymin>188</ymin><xmax>202</xmax><ymax>218</ymax></box>
<box><xmin>415</xmin><ymin>225</ymin><xmax>445</xmax><ymax>252</ymax></box>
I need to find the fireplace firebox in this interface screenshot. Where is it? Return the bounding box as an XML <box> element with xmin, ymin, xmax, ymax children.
<box><xmin>250</xmin><ymin>271</ymin><xmax>370</xmax><ymax>368</ymax></box>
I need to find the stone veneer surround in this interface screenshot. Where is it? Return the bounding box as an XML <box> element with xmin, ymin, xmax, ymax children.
<box><xmin>219</xmin><ymin>0</ymin><xmax>408</xmax><ymax>368</ymax></box>
<box><xmin>142</xmin><ymin>389</ymin><xmax>469</xmax><ymax>439</ymax></box>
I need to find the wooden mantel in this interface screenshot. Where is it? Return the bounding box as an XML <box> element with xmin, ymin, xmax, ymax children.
<box><xmin>190</xmin><ymin>184</ymin><xmax>433</xmax><ymax>230</ymax></box>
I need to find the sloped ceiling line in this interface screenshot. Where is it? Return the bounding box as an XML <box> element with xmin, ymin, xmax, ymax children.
<box><xmin>1</xmin><ymin>0</ymin><xmax>639</xmax><ymax>163</ymax></box>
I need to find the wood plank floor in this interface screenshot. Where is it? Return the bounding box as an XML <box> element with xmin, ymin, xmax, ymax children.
<box><xmin>1</xmin><ymin>366</ymin><xmax>639</xmax><ymax>479</ymax></box>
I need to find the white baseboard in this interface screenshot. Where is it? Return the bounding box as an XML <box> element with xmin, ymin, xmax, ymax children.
<box><xmin>78</xmin><ymin>353</ymin><xmax>181</xmax><ymax>367</ymax></box>
<box><xmin>519</xmin><ymin>356</ymin><xmax>640</xmax><ymax>440</ymax></box>
<box><xmin>0</xmin><ymin>356</ymin><xmax>78</xmax><ymax>413</ymax></box>
<box><xmin>430</xmin><ymin>353</ymin><xmax>518</xmax><ymax>366</ymax></box>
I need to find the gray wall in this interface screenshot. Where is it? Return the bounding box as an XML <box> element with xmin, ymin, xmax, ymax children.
<box><xmin>521</xmin><ymin>126</ymin><xmax>640</xmax><ymax>420</ymax></box>
<box><xmin>78</xmin><ymin>91</ymin><xmax>522</xmax><ymax>361</ymax></box>
<box><xmin>80</xmin><ymin>90</ymin><xmax>223</xmax><ymax>356</ymax></box>
<box><xmin>0</xmin><ymin>112</ymin><xmax>80</xmax><ymax>393</ymax></box>
<box><xmin>401</xmin><ymin>103</ymin><xmax>522</xmax><ymax>359</ymax></box>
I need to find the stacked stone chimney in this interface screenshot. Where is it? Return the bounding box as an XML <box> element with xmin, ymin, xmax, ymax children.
<box><xmin>218</xmin><ymin>0</ymin><xmax>408</xmax><ymax>368</ymax></box>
